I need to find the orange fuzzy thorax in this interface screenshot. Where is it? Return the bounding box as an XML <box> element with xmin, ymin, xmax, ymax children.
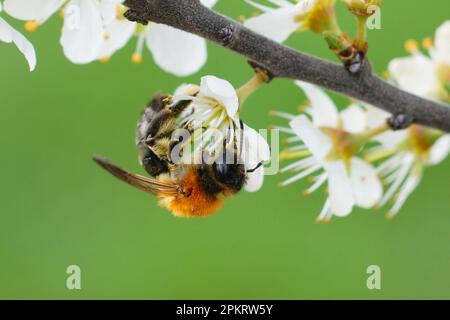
<box><xmin>159</xmin><ymin>170</ymin><xmax>224</xmax><ymax>218</ymax></box>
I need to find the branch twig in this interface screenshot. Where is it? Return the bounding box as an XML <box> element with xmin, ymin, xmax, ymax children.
<box><xmin>123</xmin><ymin>0</ymin><xmax>450</xmax><ymax>133</ymax></box>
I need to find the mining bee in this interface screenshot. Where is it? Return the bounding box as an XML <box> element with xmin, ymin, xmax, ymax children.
<box><xmin>94</xmin><ymin>87</ymin><xmax>263</xmax><ymax>217</ymax></box>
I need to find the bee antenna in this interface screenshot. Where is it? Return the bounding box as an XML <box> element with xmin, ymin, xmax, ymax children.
<box><xmin>246</xmin><ymin>162</ymin><xmax>263</xmax><ymax>173</ymax></box>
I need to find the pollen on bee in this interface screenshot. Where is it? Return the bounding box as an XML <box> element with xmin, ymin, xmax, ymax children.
<box><xmin>131</xmin><ymin>53</ymin><xmax>143</xmax><ymax>64</ymax></box>
<box><xmin>24</xmin><ymin>21</ymin><xmax>39</xmax><ymax>32</ymax></box>
<box><xmin>404</xmin><ymin>39</ymin><xmax>419</xmax><ymax>53</ymax></box>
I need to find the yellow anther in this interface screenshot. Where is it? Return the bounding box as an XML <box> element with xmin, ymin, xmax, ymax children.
<box><xmin>24</xmin><ymin>21</ymin><xmax>39</xmax><ymax>32</ymax></box>
<box><xmin>100</xmin><ymin>57</ymin><xmax>111</xmax><ymax>64</ymax></box>
<box><xmin>404</xmin><ymin>39</ymin><xmax>419</xmax><ymax>54</ymax></box>
<box><xmin>238</xmin><ymin>15</ymin><xmax>246</xmax><ymax>23</ymax></box>
<box><xmin>383</xmin><ymin>71</ymin><xmax>390</xmax><ymax>79</ymax></box>
<box><xmin>422</xmin><ymin>37</ymin><xmax>433</xmax><ymax>50</ymax></box>
<box><xmin>131</xmin><ymin>53</ymin><xmax>143</xmax><ymax>64</ymax></box>
<box><xmin>59</xmin><ymin>9</ymin><xmax>65</xmax><ymax>18</ymax></box>
<box><xmin>104</xmin><ymin>33</ymin><xmax>110</xmax><ymax>40</ymax></box>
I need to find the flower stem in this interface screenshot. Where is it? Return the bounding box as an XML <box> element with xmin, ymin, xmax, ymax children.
<box><xmin>237</xmin><ymin>71</ymin><xmax>269</xmax><ymax>110</ymax></box>
<box><xmin>355</xmin><ymin>16</ymin><xmax>368</xmax><ymax>51</ymax></box>
<box><xmin>279</xmin><ymin>149</ymin><xmax>311</xmax><ymax>161</ymax></box>
<box><xmin>365</xmin><ymin>148</ymin><xmax>395</xmax><ymax>163</ymax></box>
<box><xmin>359</xmin><ymin>123</ymin><xmax>390</xmax><ymax>142</ymax></box>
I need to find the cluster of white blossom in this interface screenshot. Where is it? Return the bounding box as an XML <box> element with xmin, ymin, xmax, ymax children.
<box><xmin>0</xmin><ymin>0</ymin><xmax>217</xmax><ymax>75</ymax></box>
<box><xmin>269</xmin><ymin>19</ymin><xmax>450</xmax><ymax>221</ymax></box>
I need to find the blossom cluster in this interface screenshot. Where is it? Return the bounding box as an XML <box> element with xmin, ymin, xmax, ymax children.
<box><xmin>0</xmin><ymin>0</ymin><xmax>217</xmax><ymax>75</ymax></box>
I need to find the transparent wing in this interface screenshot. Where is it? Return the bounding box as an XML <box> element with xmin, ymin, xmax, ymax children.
<box><xmin>93</xmin><ymin>156</ymin><xmax>182</xmax><ymax>196</ymax></box>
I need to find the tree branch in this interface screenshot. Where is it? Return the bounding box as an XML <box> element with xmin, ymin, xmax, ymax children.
<box><xmin>123</xmin><ymin>0</ymin><xmax>450</xmax><ymax>133</ymax></box>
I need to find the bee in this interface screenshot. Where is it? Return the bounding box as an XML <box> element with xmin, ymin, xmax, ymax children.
<box><xmin>94</xmin><ymin>90</ymin><xmax>258</xmax><ymax>218</ymax></box>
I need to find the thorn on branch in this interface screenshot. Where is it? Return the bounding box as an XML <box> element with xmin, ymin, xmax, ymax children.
<box><xmin>218</xmin><ymin>25</ymin><xmax>235</xmax><ymax>47</ymax></box>
<box><xmin>387</xmin><ymin>114</ymin><xmax>415</xmax><ymax>130</ymax></box>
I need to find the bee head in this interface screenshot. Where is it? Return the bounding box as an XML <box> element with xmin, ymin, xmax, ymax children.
<box><xmin>212</xmin><ymin>162</ymin><xmax>246</xmax><ymax>192</ymax></box>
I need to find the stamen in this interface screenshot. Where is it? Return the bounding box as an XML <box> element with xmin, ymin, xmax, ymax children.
<box><xmin>388</xmin><ymin>174</ymin><xmax>421</xmax><ymax>218</ymax></box>
<box><xmin>316</xmin><ymin>199</ymin><xmax>331</xmax><ymax>223</ymax></box>
<box><xmin>269</xmin><ymin>111</ymin><xmax>296</xmax><ymax>120</ymax></box>
<box><xmin>305</xmin><ymin>173</ymin><xmax>327</xmax><ymax>195</ymax></box>
<box><xmin>279</xmin><ymin>156</ymin><xmax>316</xmax><ymax>173</ymax></box>
<box><xmin>279</xmin><ymin>163</ymin><xmax>321</xmax><ymax>187</ymax></box>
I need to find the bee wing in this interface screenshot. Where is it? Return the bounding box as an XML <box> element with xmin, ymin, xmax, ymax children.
<box><xmin>93</xmin><ymin>156</ymin><xmax>182</xmax><ymax>196</ymax></box>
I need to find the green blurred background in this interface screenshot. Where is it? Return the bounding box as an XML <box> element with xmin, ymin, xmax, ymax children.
<box><xmin>1</xmin><ymin>1</ymin><xmax>449</xmax><ymax>299</ymax></box>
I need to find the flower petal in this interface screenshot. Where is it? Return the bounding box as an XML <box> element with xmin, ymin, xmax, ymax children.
<box><xmin>388</xmin><ymin>53</ymin><xmax>440</xmax><ymax>99</ymax></box>
<box><xmin>244</xmin><ymin>4</ymin><xmax>300</xmax><ymax>43</ymax></box>
<box><xmin>241</xmin><ymin>123</ymin><xmax>271</xmax><ymax>168</ymax></box>
<box><xmin>324</xmin><ymin>161</ymin><xmax>354</xmax><ymax>217</ymax></box>
<box><xmin>0</xmin><ymin>16</ymin><xmax>36</xmax><ymax>71</ymax></box>
<box><xmin>340</xmin><ymin>104</ymin><xmax>366</xmax><ymax>133</ymax></box>
<box><xmin>199</xmin><ymin>75</ymin><xmax>239</xmax><ymax>118</ymax></box>
<box><xmin>98</xmin><ymin>19</ymin><xmax>135</xmax><ymax>58</ymax></box>
<box><xmin>434</xmin><ymin>20</ymin><xmax>450</xmax><ymax>66</ymax></box>
<box><xmin>146</xmin><ymin>23</ymin><xmax>207</xmax><ymax>77</ymax></box>
<box><xmin>60</xmin><ymin>0</ymin><xmax>105</xmax><ymax>64</ymax></box>
<box><xmin>200</xmin><ymin>0</ymin><xmax>218</xmax><ymax>8</ymax></box>
<box><xmin>245</xmin><ymin>165</ymin><xmax>265</xmax><ymax>192</ymax></box>
<box><xmin>428</xmin><ymin>134</ymin><xmax>450</xmax><ymax>166</ymax></box>
<box><xmin>350</xmin><ymin>157</ymin><xmax>383</xmax><ymax>209</ymax></box>
<box><xmin>3</xmin><ymin>0</ymin><xmax>65</xmax><ymax>23</ymax></box>
<box><xmin>295</xmin><ymin>81</ymin><xmax>339</xmax><ymax>128</ymax></box>
<box><xmin>289</xmin><ymin>115</ymin><xmax>332</xmax><ymax>162</ymax></box>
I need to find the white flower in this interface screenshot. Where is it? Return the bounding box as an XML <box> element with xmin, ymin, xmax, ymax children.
<box><xmin>364</xmin><ymin>105</ymin><xmax>450</xmax><ymax>218</ymax></box>
<box><xmin>172</xmin><ymin>75</ymin><xmax>271</xmax><ymax>192</ymax></box>
<box><xmin>274</xmin><ymin>81</ymin><xmax>382</xmax><ymax>222</ymax></box>
<box><xmin>388</xmin><ymin>20</ymin><xmax>450</xmax><ymax>101</ymax></box>
<box><xmin>244</xmin><ymin>0</ymin><xmax>337</xmax><ymax>43</ymax></box>
<box><xmin>4</xmin><ymin>0</ymin><xmax>104</xmax><ymax>64</ymax></box>
<box><xmin>97</xmin><ymin>0</ymin><xmax>218</xmax><ymax>76</ymax></box>
<box><xmin>0</xmin><ymin>1</ymin><xmax>36</xmax><ymax>70</ymax></box>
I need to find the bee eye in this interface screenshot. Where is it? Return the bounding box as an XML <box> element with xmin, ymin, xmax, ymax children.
<box><xmin>213</xmin><ymin>162</ymin><xmax>230</xmax><ymax>182</ymax></box>
<box><xmin>212</xmin><ymin>163</ymin><xmax>245</xmax><ymax>191</ymax></box>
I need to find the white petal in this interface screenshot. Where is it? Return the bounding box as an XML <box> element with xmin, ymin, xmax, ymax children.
<box><xmin>324</xmin><ymin>161</ymin><xmax>354</xmax><ymax>217</ymax></box>
<box><xmin>146</xmin><ymin>23</ymin><xmax>207</xmax><ymax>77</ymax></box>
<box><xmin>289</xmin><ymin>115</ymin><xmax>332</xmax><ymax>162</ymax></box>
<box><xmin>245</xmin><ymin>165</ymin><xmax>265</xmax><ymax>192</ymax></box>
<box><xmin>199</xmin><ymin>75</ymin><xmax>239</xmax><ymax>118</ymax></box>
<box><xmin>388</xmin><ymin>53</ymin><xmax>440</xmax><ymax>99</ymax></box>
<box><xmin>350</xmin><ymin>157</ymin><xmax>383</xmax><ymax>209</ymax></box>
<box><xmin>434</xmin><ymin>20</ymin><xmax>450</xmax><ymax>66</ymax></box>
<box><xmin>0</xmin><ymin>17</ymin><xmax>36</xmax><ymax>71</ymax></box>
<box><xmin>200</xmin><ymin>0</ymin><xmax>218</xmax><ymax>8</ymax></box>
<box><xmin>340</xmin><ymin>104</ymin><xmax>366</xmax><ymax>133</ymax></box>
<box><xmin>98</xmin><ymin>19</ymin><xmax>135</xmax><ymax>58</ymax></box>
<box><xmin>244</xmin><ymin>5</ymin><xmax>300</xmax><ymax>43</ymax></box>
<box><xmin>364</xmin><ymin>104</ymin><xmax>390</xmax><ymax>129</ymax></box>
<box><xmin>295</xmin><ymin>81</ymin><xmax>339</xmax><ymax>128</ymax></box>
<box><xmin>61</xmin><ymin>0</ymin><xmax>105</xmax><ymax>64</ymax></box>
<box><xmin>3</xmin><ymin>0</ymin><xmax>65</xmax><ymax>23</ymax></box>
<box><xmin>373</xmin><ymin>130</ymin><xmax>409</xmax><ymax>150</ymax></box>
<box><xmin>241</xmin><ymin>123</ymin><xmax>271</xmax><ymax>167</ymax></box>
<box><xmin>174</xmin><ymin>83</ymin><xmax>200</xmax><ymax>96</ymax></box>
<box><xmin>99</xmin><ymin>0</ymin><xmax>123</xmax><ymax>25</ymax></box>
<box><xmin>428</xmin><ymin>134</ymin><xmax>450</xmax><ymax>166</ymax></box>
